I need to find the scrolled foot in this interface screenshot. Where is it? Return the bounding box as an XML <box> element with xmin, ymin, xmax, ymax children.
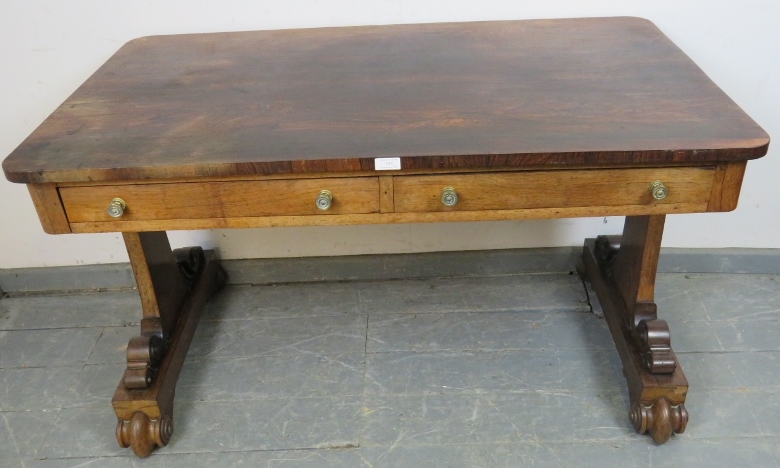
<box><xmin>116</xmin><ymin>412</ymin><xmax>173</xmax><ymax>458</ymax></box>
<box><xmin>630</xmin><ymin>398</ymin><xmax>688</xmax><ymax>444</ymax></box>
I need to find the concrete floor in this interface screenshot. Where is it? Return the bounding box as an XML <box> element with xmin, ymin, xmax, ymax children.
<box><xmin>1</xmin><ymin>271</ymin><xmax>779</xmax><ymax>467</ymax></box>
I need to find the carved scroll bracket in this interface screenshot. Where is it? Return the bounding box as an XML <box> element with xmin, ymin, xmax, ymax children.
<box><xmin>593</xmin><ymin>232</ymin><xmax>676</xmax><ymax>375</ymax></box>
<box><xmin>637</xmin><ymin>318</ymin><xmax>676</xmax><ymax>374</ymax></box>
<box><xmin>122</xmin><ymin>232</ymin><xmax>207</xmax><ymax>390</ymax></box>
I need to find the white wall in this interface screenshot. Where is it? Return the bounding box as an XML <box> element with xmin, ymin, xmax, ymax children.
<box><xmin>1</xmin><ymin>1</ymin><xmax>778</xmax><ymax>269</ymax></box>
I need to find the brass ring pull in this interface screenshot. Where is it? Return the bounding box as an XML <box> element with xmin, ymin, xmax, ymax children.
<box><xmin>315</xmin><ymin>190</ymin><xmax>332</xmax><ymax>210</ymax></box>
<box><xmin>441</xmin><ymin>186</ymin><xmax>458</xmax><ymax>206</ymax></box>
<box><xmin>649</xmin><ymin>180</ymin><xmax>668</xmax><ymax>200</ymax></box>
<box><xmin>106</xmin><ymin>198</ymin><xmax>127</xmax><ymax>218</ymax></box>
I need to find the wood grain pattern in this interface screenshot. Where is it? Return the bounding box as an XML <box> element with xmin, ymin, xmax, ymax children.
<box><xmin>612</xmin><ymin>215</ymin><xmax>666</xmax><ymax>317</ymax></box>
<box><xmin>580</xmin><ymin>238</ymin><xmax>688</xmax><ymax>406</ymax></box>
<box><xmin>7</xmin><ymin>16</ymin><xmax>768</xmax><ymax>454</ymax></box>
<box><xmin>61</xmin><ymin>177</ymin><xmax>380</xmax><ymax>222</ymax></box>
<box><xmin>123</xmin><ymin>232</ymin><xmax>164</xmax><ymax>322</ymax></box>
<box><xmin>48</xmin><ymin>161</ymin><xmax>738</xmax><ymax>188</ymax></box>
<box><xmin>3</xmin><ymin>17</ymin><xmax>769</xmax><ymax>184</ymax></box>
<box><xmin>122</xmin><ymin>232</ymin><xmax>189</xmax><ymax>335</ymax></box>
<box><xmin>707</xmin><ymin>161</ymin><xmax>747</xmax><ymax>212</ymax></box>
<box><xmin>379</xmin><ymin>176</ymin><xmax>394</xmax><ymax>213</ymax></box>
<box><xmin>579</xmin><ymin>238</ymin><xmax>688</xmax><ymax>444</ymax></box>
<box><xmin>60</xmin><ymin>167</ymin><xmax>713</xmax><ymax>226</ymax></box>
<box><xmin>394</xmin><ymin>167</ymin><xmax>714</xmax><ymax>213</ymax></box>
<box><xmin>122</xmin><ymin>232</ymin><xmax>190</xmax><ymax>390</ymax></box>
<box><xmin>67</xmin><ymin>202</ymin><xmax>710</xmax><ymax>233</ymax></box>
<box><xmin>27</xmin><ymin>183</ymin><xmax>71</xmax><ymax>234</ymax></box>
<box><xmin>113</xmin><ymin>251</ymin><xmax>221</xmax><ymax>449</ymax></box>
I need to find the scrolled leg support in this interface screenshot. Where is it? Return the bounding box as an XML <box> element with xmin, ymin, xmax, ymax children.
<box><xmin>579</xmin><ymin>216</ymin><xmax>689</xmax><ymax>445</ymax></box>
<box><xmin>113</xmin><ymin>248</ymin><xmax>223</xmax><ymax>458</ymax></box>
<box><xmin>116</xmin><ymin>412</ymin><xmax>174</xmax><ymax>458</ymax></box>
<box><xmin>630</xmin><ymin>398</ymin><xmax>688</xmax><ymax>444</ymax></box>
<box><xmin>123</xmin><ymin>334</ymin><xmax>165</xmax><ymax>389</ymax></box>
<box><xmin>637</xmin><ymin>319</ymin><xmax>676</xmax><ymax>374</ymax></box>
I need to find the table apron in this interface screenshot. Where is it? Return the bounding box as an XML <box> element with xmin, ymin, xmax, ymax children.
<box><xmin>36</xmin><ymin>164</ymin><xmax>746</xmax><ymax>234</ymax></box>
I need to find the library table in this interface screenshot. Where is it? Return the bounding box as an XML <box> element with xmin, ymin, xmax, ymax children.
<box><xmin>2</xmin><ymin>17</ymin><xmax>769</xmax><ymax>457</ymax></box>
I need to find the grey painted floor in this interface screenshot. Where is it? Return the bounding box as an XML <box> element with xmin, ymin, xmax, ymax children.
<box><xmin>1</xmin><ymin>272</ymin><xmax>779</xmax><ymax>467</ymax></box>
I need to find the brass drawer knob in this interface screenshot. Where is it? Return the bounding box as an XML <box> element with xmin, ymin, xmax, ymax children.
<box><xmin>315</xmin><ymin>190</ymin><xmax>333</xmax><ymax>210</ymax></box>
<box><xmin>106</xmin><ymin>198</ymin><xmax>127</xmax><ymax>218</ymax></box>
<box><xmin>649</xmin><ymin>180</ymin><xmax>669</xmax><ymax>200</ymax></box>
<box><xmin>441</xmin><ymin>186</ymin><xmax>458</xmax><ymax>206</ymax></box>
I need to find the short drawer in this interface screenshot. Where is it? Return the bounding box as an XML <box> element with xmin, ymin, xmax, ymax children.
<box><xmin>393</xmin><ymin>167</ymin><xmax>715</xmax><ymax>213</ymax></box>
<box><xmin>60</xmin><ymin>177</ymin><xmax>380</xmax><ymax>222</ymax></box>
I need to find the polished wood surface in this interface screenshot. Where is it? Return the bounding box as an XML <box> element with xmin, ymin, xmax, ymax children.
<box><xmin>60</xmin><ymin>177</ymin><xmax>380</xmax><ymax>222</ymax></box>
<box><xmin>1</xmin><ymin>18</ymin><xmax>771</xmax><ymax>454</ymax></box>
<box><xmin>64</xmin><ymin>202</ymin><xmax>713</xmax><ymax>234</ymax></box>
<box><xmin>578</xmin><ymin>217</ymin><xmax>691</xmax><ymax>443</ymax></box>
<box><xmin>2</xmin><ymin>17</ymin><xmax>769</xmax><ymax>184</ymax></box>
<box><xmin>579</xmin><ymin>233</ymin><xmax>688</xmax><ymax>445</ymax></box>
<box><xmin>121</xmin><ymin>232</ymin><xmax>191</xmax><ymax>389</ymax></box>
<box><xmin>379</xmin><ymin>176</ymin><xmax>394</xmax><ymax>213</ymax></box>
<box><xmin>26</xmin><ymin>184</ymin><xmax>71</xmax><ymax>234</ymax></box>
<box><xmin>708</xmin><ymin>162</ymin><xmax>747</xmax><ymax>212</ymax></box>
<box><xmin>58</xmin><ymin>166</ymin><xmax>714</xmax><ymax>227</ymax></box>
<box><xmin>613</xmin><ymin>216</ymin><xmax>666</xmax><ymax>317</ymax></box>
<box><xmin>113</xmin><ymin>250</ymin><xmax>224</xmax><ymax>457</ymax></box>
<box><xmin>393</xmin><ymin>167</ymin><xmax>714</xmax><ymax>213</ymax></box>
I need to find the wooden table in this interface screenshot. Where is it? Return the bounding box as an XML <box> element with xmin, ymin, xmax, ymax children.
<box><xmin>2</xmin><ymin>17</ymin><xmax>769</xmax><ymax>457</ymax></box>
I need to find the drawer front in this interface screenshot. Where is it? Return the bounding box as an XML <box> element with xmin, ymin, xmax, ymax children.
<box><xmin>61</xmin><ymin>177</ymin><xmax>380</xmax><ymax>222</ymax></box>
<box><xmin>393</xmin><ymin>167</ymin><xmax>715</xmax><ymax>213</ymax></box>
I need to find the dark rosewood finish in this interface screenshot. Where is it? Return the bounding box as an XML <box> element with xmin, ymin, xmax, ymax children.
<box><xmin>0</xmin><ymin>17</ymin><xmax>770</xmax><ymax>456</ymax></box>
<box><xmin>2</xmin><ymin>17</ymin><xmax>769</xmax><ymax>184</ymax></box>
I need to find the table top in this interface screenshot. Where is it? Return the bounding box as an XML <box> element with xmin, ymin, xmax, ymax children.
<box><xmin>3</xmin><ymin>17</ymin><xmax>769</xmax><ymax>184</ymax></box>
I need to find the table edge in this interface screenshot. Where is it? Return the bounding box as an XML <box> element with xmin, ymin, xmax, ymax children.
<box><xmin>2</xmin><ymin>140</ymin><xmax>769</xmax><ymax>185</ymax></box>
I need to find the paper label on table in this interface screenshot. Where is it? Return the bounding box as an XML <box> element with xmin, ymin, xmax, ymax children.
<box><xmin>374</xmin><ymin>157</ymin><xmax>401</xmax><ymax>170</ymax></box>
